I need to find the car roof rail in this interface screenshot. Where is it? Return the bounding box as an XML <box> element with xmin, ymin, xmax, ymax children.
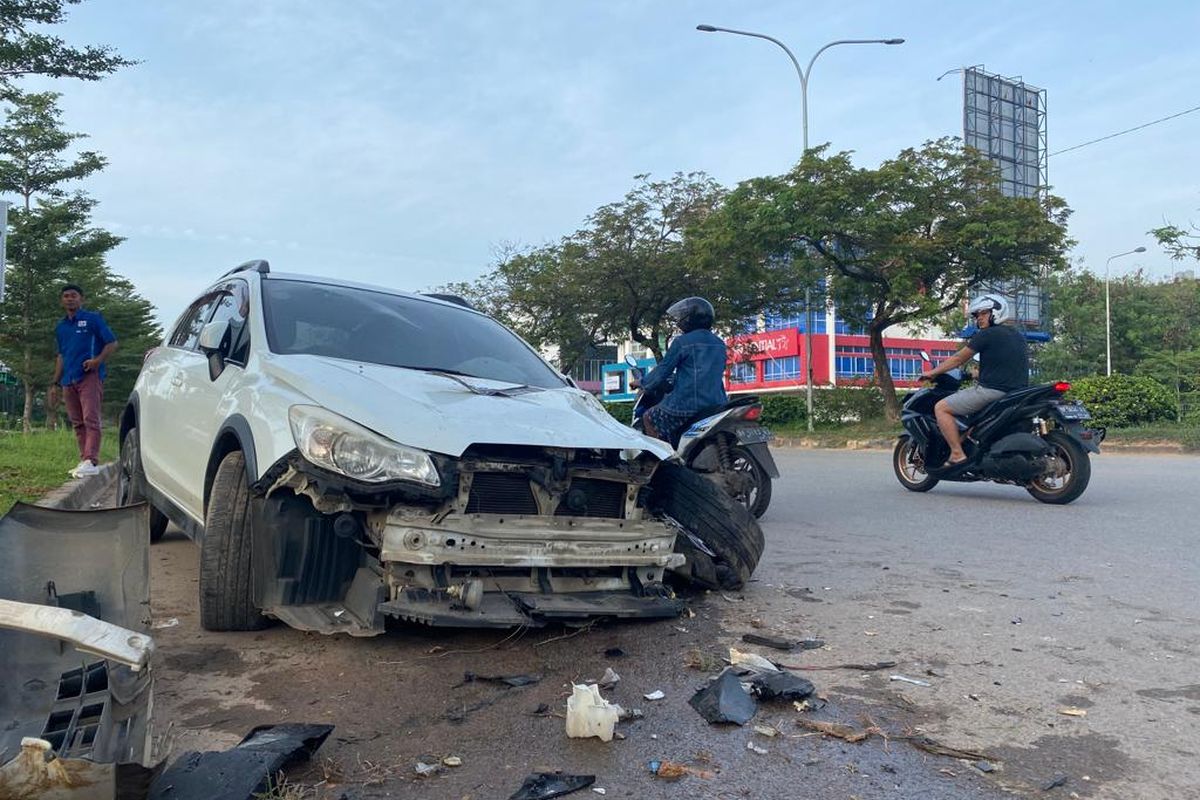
<box><xmin>422</xmin><ymin>293</ymin><xmax>475</xmax><ymax>310</ymax></box>
<box><xmin>221</xmin><ymin>259</ymin><xmax>271</xmax><ymax>279</ymax></box>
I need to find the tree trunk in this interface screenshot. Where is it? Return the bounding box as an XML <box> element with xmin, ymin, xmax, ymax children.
<box><xmin>45</xmin><ymin>382</ymin><xmax>58</xmax><ymax>430</ymax></box>
<box><xmin>22</xmin><ymin>383</ymin><xmax>33</xmax><ymax>434</ymax></box>
<box><xmin>868</xmin><ymin>320</ymin><xmax>901</xmax><ymax>421</ymax></box>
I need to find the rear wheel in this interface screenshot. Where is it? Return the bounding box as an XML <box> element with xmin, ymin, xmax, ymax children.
<box><xmin>117</xmin><ymin>426</ymin><xmax>170</xmax><ymax>542</ymax></box>
<box><xmin>650</xmin><ymin>461</ymin><xmax>764</xmax><ymax>590</ymax></box>
<box><xmin>893</xmin><ymin>435</ymin><xmax>939</xmax><ymax>492</ymax></box>
<box><xmin>726</xmin><ymin>445</ymin><xmax>772</xmax><ymax>518</ymax></box>
<box><xmin>1026</xmin><ymin>431</ymin><xmax>1091</xmax><ymax>505</ymax></box>
<box><xmin>200</xmin><ymin>450</ymin><xmax>269</xmax><ymax>631</ymax></box>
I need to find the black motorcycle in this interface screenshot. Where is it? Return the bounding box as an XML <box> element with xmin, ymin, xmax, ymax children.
<box><xmin>894</xmin><ymin>355</ymin><xmax>1103</xmax><ymax>504</ymax></box>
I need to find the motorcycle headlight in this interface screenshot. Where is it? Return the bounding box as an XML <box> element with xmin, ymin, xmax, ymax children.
<box><xmin>288</xmin><ymin>405</ymin><xmax>440</xmax><ymax>486</ymax></box>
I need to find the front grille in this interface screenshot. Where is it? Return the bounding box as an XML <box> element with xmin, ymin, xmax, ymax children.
<box><xmin>555</xmin><ymin>478</ymin><xmax>626</xmax><ymax>519</ymax></box>
<box><xmin>466</xmin><ymin>472</ymin><xmax>538</xmax><ymax>515</ymax></box>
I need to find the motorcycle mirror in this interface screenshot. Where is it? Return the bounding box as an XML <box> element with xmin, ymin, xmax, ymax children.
<box><xmin>919</xmin><ymin>350</ymin><xmax>931</xmax><ymax>362</ymax></box>
<box><xmin>624</xmin><ymin>354</ymin><xmax>639</xmax><ymax>368</ymax></box>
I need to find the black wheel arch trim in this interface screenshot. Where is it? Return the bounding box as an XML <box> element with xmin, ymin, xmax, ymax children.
<box><xmin>204</xmin><ymin>414</ymin><xmax>260</xmax><ymax>512</ymax></box>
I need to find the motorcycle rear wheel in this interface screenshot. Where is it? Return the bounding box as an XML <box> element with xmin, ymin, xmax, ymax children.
<box><xmin>1026</xmin><ymin>430</ymin><xmax>1090</xmax><ymax>505</ymax></box>
<box><xmin>727</xmin><ymin>444</ymin><xmax>773</xmax><ymax>518</ymax></box>
<box><xmin>893</xmin><ymin>435</ymin><xmax>939</xmax><ymax>492</ymax></box>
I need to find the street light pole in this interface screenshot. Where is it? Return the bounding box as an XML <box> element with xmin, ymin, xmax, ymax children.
<box><xmin>1103</xmin><ymin>246</ymin><xmax>1146</xmax><ymax>376</ymax></box>
<box><xmin>696</xmin><ymin>25</ymin><xmax>903</xmax><ymax>431</ymax></box>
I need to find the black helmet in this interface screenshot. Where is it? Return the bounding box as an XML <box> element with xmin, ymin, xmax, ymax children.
<box><xmin>666</xmin><ymin>297</ymin><xmax>715</xmax><ymax>333</ymax></box>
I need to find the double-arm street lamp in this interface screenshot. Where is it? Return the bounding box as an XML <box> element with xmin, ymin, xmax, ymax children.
<box><xmin>696</xmin><ymin>25</ymin><xmax>903</xmax><ymax>431</ymax></box>
<box><xmin>1104</xmin><ymin>246</ymin><xmax>1146</xmax><ymax>376</ymax></box>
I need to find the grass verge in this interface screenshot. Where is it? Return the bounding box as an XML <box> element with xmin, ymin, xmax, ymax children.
<box><xmin>0</xmin><ymin>428</ymin><xmax>119</xmax><ymax>514</ymax></box>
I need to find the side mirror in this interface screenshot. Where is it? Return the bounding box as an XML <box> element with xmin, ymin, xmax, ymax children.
<box><xmin>198</xmin><ymin>319</ymin><xmax>230</xmax><ymax>354</ymax></box>
<box><xmin>919</xmin><ymin>350</ymin><xmax>931</xmax><ymax>362</ymax></box>
<box><xmin>624</xmin><ymin>354</ymin><xmax>639</xmax><ymax>368</ymax></box>
<box><xmin>198</xmin><ymin>319</ymin><xmax>231</xmax><ymax>381</ymax></box>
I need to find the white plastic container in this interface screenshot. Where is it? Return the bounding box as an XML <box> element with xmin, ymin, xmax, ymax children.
<box><xmin>565</xmin><ymin>683</ymin><xmax>620</xmax><ymax>742</ymax></box>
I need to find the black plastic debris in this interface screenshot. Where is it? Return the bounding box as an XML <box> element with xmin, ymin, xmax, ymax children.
<box><xmin>688</xmin><ymin>669</ymin><xmax>757</xmax><ymax>725</ymax></box>
<box><xmin>798</xmin><ymin>638</ymin><xmax>826</xmax><ymax>650</ymax></box>
<box><xmin>1041</xmin><ymin>773</ymin><xmax>1069</xmax><ymax>791</ymax></box>
<box><xmin>604</xmin><ymin>647</ymin><xmax>626</xmax><ymax>658</ymax></box>
<box><xmin>463</xmin><ymin>671</ymin><xmax>543</xmax><ymax>687</ymax></box>
<box><xmin>148</xmin><ymin>723</ymin><xmax>333</xmax><ymax>800</ymax></box>
<box><xmin>747</xmin><ymin>671</ymin><xmax>816</xmax><ymax>702</ymax></box>
<box><xmin>741</xmin><ymin>633</ymin><xmax>795</xmax><ymax>651</ymax></box>
<box><xmin>975</xmin><ymin>760</ymin><xmax>997</xmax><ymax>773</ymax></box>
<box><xmin>508</xmin><ymin>771</ymin><xmax>596</xmax><ymax>800</ymax></box>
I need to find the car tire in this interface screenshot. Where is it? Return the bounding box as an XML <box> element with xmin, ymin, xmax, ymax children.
<box><xmin>117</xmin><ymin>425</ymin><xmax>170</xmax><ymax>542</ymax></box>
<box><xmin>650</xmin><ymin>461</ymin><xmax>765</xmax><ymax>590</ymax></box>
<box><xmin>200</xmin><ymin>450</ymin><xmax>269</xmax><ymax>631</ymax></box>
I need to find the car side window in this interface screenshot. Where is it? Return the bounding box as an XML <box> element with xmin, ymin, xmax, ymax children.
<box><xmin>168</xmin><ymin>292</ymin><xmax>222</xmax><ymax>351</ymax></box>
<box><xmin>207</xmin><ymin>280</ymin><xmax>251</xmax><ymax>363</ymax></box>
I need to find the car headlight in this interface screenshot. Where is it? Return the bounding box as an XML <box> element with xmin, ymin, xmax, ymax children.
<box><xmin>288</xmin><ymin>405</ymin><xmax>440</xmax><ymax>486</ymax></box>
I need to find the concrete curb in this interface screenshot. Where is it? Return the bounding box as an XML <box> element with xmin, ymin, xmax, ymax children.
<box><xmin>38</xmin><ymin>463</ymin><xmax>118</xmax><ymax>510</ymax></box>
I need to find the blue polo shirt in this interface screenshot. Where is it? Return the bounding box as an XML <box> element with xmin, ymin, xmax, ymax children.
<box><xmin>56</xmin><ymin>309</ymin><xmax>117</xmax><ymax>385</ymax></box>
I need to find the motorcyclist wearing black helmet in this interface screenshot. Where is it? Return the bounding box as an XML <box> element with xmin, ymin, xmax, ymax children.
<box><xmin>630</xmin><ymin>297</ymin><xmax>729</xmax><ymax>444</ymax></box>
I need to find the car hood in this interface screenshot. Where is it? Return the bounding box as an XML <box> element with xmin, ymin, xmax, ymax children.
<box><xmin>265</xmin><ymin>355</ymin><xmax>674</xmax><ymax>459</ymax></box>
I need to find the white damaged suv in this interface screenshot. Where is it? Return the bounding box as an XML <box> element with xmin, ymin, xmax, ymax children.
<box><xmin>119</xmin><ymin>261</ymin><xmax>763</xmax><ymax>635</ymax></box>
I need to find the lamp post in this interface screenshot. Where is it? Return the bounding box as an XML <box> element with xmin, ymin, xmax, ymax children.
<box><xmin>696</xmin><ymin>25</ymin><xmax>903</xmax><ymax>431</ymax></box>
<box><xmin>1104</xmin><ymin>246</ymin><xmax>1146</xmax><ymax>376</ymax></box>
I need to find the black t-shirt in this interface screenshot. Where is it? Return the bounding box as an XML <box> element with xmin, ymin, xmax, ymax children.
<box><xmin>968</xmin><ymin>324</ymin><xmax>1029</xmax><ymax>391</ymax></box>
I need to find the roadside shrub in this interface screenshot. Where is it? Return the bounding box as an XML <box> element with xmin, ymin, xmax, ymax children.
<box><xmin>603</xmin><ymin>401</ymin><xmax>635</xmax><ymax>425</ymax></box>
<box><xmin>1066</xmin><ymin>374</ymin><xmax>1175</xmax><ymax>428</ymax></box>
<box><xmin>811</xmin><ymin>386</ymin><xmax>886</xmax><ymax>426</ymax></box>
<box><xmin>759</xmin><ymin>395</ymin><xmax>807</xmax><ymax>427</ymax></box>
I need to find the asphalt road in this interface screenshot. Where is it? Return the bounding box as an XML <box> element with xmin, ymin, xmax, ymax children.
<box><xmin>138</xmin><ymin>448</ymin><xmax>1199</xmax><ymax>799</ymax></box>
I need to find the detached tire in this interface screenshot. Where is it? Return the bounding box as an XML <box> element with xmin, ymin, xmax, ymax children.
<box><xmin>650</xmin><ymin>461</ymin><xmax>765</xmax><ymax>590</ymax></box>
<box><xmin>200</xmin><ymin>450</ymin><xmax>269</xmax><ymax>631</ymax></box>
<box><xmin>117</xmin><ymin>426</ymin><xmax>170</xmax><ymax>542</ymax></box>
<box><xmin>1026</xmin><ymin>431</ymin><xmax>1091</xmax><ymax>505</ymax></box>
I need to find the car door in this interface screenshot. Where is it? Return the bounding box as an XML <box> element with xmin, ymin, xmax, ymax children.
<box><xmin>140</xmin><ymin>291</ymin><xmax>223</xmax><ymax>520</ymax></box>
<box><xmin>170</xmin><ymin>279</ymin><xmax>252</xmax><ymax>518</ymax></box>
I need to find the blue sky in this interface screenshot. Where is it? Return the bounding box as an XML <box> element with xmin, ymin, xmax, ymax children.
<box><xmin>18</xmin><ymin>0</ymin><xmax>1200</xmax><ymax>325</ymax></box>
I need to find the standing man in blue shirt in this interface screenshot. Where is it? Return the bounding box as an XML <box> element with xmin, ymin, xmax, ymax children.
<box><xmin>631</xmin><ymin>297</ymin><xmax>728</xmax><ymax>445</ymax></box>
<box><xmin>51</xmin><ymin>284</ymin><xmax>118</xmax><ymax>477</ymax></box>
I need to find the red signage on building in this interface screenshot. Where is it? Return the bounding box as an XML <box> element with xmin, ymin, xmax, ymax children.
<box><xmin>729</xmin><ymin>328</ymin><xmax>799</xmax><ymax>361</ymax></box>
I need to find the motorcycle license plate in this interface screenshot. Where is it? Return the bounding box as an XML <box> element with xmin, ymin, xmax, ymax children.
<box><xmin>737</xmin><ymin>427</ymin><xmax>773</xmax><ymax>445</ymax></box>
<box><xmin>1055</xmin><ymin>403</ymin><xmax>1092</xmax><ymax>421</ymax></box>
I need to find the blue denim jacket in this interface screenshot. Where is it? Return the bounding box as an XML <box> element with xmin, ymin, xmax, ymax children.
<box><xmin>640</xmin><ymin>329</ymin><xmax>728</xmax><ymax>415</ymax></box>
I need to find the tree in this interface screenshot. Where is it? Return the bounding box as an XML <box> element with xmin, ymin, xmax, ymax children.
<box><xmin>696</xmin><ymin>139</ymin><xmax>1073</xmax><ymax>418</ymax></box>
<box><xmin>445</xmin><ymin>173</ymin><xmax>768</xmax><ymax>372</ymax></box>
<box><xmin>0</xmin><ymin>88</ymin><xmax>152</xmax><ymax>431</ymax></box>
<box><xmin>0</xmin><ymin>0</ymin><xmax>134</xmax><ymax>88</ymax></box>
<box><xmin>1151</xmin><ymin>220</ymin><xmax>1200</xmax><ymax>264</ymax></box>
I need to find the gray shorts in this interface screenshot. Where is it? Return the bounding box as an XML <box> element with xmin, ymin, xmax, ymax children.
<box><xmin>942</xmin><ymin>385</ymin><xmax>1006</xmax><ymax>416</ymax></box>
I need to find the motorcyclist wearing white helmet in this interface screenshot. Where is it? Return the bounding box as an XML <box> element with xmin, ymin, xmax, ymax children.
<box><xmin>920</xmin><ymin>294</ymin><xmax>1030</xmax><ymax>467</ymax></box>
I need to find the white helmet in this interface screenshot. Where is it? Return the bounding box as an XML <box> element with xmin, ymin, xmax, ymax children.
<box><xmin>968</xmin><ymin>294</ymin><xmax>1009</xmax><ymax>324</ymax></box>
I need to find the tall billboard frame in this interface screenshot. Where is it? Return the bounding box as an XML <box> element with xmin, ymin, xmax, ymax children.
<box><xmin>962</xmin><ymin>66</ymin><xmax>1049</xmax><ymax>332</ymax></box>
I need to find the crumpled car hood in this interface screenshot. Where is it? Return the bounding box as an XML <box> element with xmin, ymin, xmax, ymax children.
<box><xmin>265</xmin><ymin>355</ymin><xmax>674</xmax><ymax>459</ymax></box>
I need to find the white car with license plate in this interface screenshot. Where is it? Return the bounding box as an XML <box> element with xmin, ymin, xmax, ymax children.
<box><xmin>118</xmin><ymin>261</ymin><xmax>763</xmax><ymax>635</ymax></box>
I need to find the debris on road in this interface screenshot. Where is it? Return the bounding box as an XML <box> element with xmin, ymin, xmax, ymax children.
<box><xmin>688</xmin><ymin>669</ymin><xmax>757</xmax><ymax>725</ymax></box>
<box><xmin>643</xmin><ymin>689</ymin><xmax>665</xmax><ymax>701</ymax></box>
<box><xmin>415</xmin><ymin>760</ymin><xmax>441</xmax><ymax>777</ymax></box>
<box><xmin>902</xmin><ymin>736</ymin><xmax>992</xmax><ymax>762</ymax></box>
<box><xmin>777</xmin><ymin>660</ymin><xmax>897</xmax><ymax>672</ymax></box>
<box><xmin>598</xmin><ymin>667</ymin><xmax>621</xmax><ymax>689</ymax></box>
<box><xmin>443</xmin><ymin>755</ymin><xmax>463</xmax><ymax>767</ymax></box>
<box><xmin>648</xmin><ymin>760</ymin><xmax>716</xmax><ymax>781</ymax></box>
<box><xmin>463</xmin><ymin>671</ymin><xmax>543</xmax><ymax>687</ymax></box>
<box><xmin>684</xmin><ymin>649</ymin><xmax>722</xmax><ymax>671</ymax></box>
<box><xmin>889</xmin><ymin>674</ymin><xmax>932</xmax><ymax>687</ymax></box>
<box><xmin>618</xmin><ymin>707</ymin><xmax>644</xmax><ymax>722</ymax></box>
<box><xmin>753</xmin><ymin>724</ymin><xmax>779</xmax><ymax>738</ymax></box>
<box><xmin>746</xmin><ymin>742</ymin><xmax>768</xmax><ymax>755</ymax></box>
<box><xmin>729</xmin><ymin>647</ymin><xmax>779</xmax><ymax>672</ymax></box>
<box><xmin>794</xmin><ymin>717</ymin><xmax>875</xmax><ymax>743</ymax></box>
<box><xmin>741</xmin><ymin>633</ymin><xmax>796</xmax><ymax>651</ymax></box>
<box><xmin>604</xmin><ymin>647</ymin><xmax>626</xmax><ymax>658</ymax></box>
<box><xmin>1057</xmin><ymin>707</ymin><xmax>1087</xmax><ymax>717</ymax></box>
<box><xmin>1041</xmin><ymin>773</ymin><xmax>1069</xmax><ymax>791</ymax></box>
<box><xmin>746</xmin><ymin>671</ymin><xmax>816</xmax><ymax>702</ymax></box>
<box><xmin>975</xmin><ymin>761</ymin><xmax>997</xmax><ymax>773</ymax></box>
<box><xmin>152</xmin><ymin>617</ymin><xmax>180</xmax><ymax>629</ymax></box>
<box><xmin>508</xmin><ymin>771</ymin><xmax>596</xmax><ymax>799</ymax></box>
<box><xmin>798</xmin><ymin>638</ymin><xmax>826</xmax><ymax>650</ymax></box>
<box><xmin>592</xmin><ymin>788</ymin><xmax>607</xmax><ymax>796</ymax></box>
<box><xmin>566</xmin><ymin>684</ymin><xmax>620</xmax><ymax>742</ymax></box>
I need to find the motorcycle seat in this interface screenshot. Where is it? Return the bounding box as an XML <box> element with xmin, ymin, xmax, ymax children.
<box><xmin>957</xmin><ymin>384</ymin><xmax>1056</xmax><ymax>426</ymax></box>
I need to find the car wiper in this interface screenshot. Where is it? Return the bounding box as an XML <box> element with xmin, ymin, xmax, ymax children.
<box><xmin>391</xmin><ymin>364</ymin><xmax>540</xmax><ymax>397</ymax></box>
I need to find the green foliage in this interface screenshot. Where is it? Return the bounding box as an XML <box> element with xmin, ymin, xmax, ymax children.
<box><xmin>1151</xmin><ymin>221</ymin><xmax>1200</xmax><ymax>263</ymax></box>
<box><xmin>1067</xmin><ymin>374</ymin><xmax>1175</xmax><ymax>428</ymax></box>
<box><xmin>0</xmin><ymin>0</ymin><xmax>135</xmax><ymax>89</ymax></box>
<box><xmin>0</xmin><ymin>427</ymin><xmax>118</xmax><ymax>513</ymax></box>
<box><xmin>601</xmin><ymin>387</ymin><xmax>886</xmax><ymax>431</ymax></box>
<box><xmin>693</xmin><ymin>138</ymin><xmax>1072</xmax><ymax>418</ymax></box>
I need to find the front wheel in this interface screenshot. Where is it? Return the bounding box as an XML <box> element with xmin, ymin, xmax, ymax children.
<box><xmin>1026</xmin><ymin>430</ymin><xmax>1091</xmax><ymax>505</ymax></box>
<box><xmin>650</xmin><ymin>461</ymin><xmax>764</xmax><ymax>591</ymax></box>
<box><xmin>893</xmin><ymin>435</ymin><xmax>939</xmax><ymax>492</ymax></box>
<box><xmin>118</xmin><ymin>425</ymin><xmax>170</xmax><ymax>542</ymax></box>
<box><xmin>200</xmin><ymin>450</ymin><xmax>270</xmax><ymax>631</ymax></box>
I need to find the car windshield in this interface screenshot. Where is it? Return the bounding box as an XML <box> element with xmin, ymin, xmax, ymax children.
<box><xmin>262</xmin><ymin>279</ymin><xmax>566</xmax><ymax>389</ymax></box>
